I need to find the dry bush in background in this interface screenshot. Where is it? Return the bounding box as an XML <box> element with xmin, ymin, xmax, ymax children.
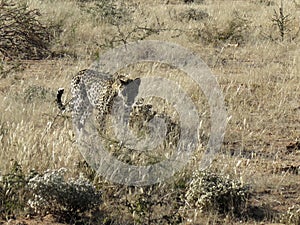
<box><xmin>0</xmin><ymin>0</ymin><xmax>53</xmax><ymax>60</ymax></box>
<box><xmin>177</xmin><ymin>8</ymin><xmax>209</xmax><ymax>22</ymax></box>
<box><xmin>80</xmin><ymin>0</ymin><xmax>132</xmax><ymax>25</ymax></box>
<box><xmin>195</xmin><ymin>11</ymin><xmax>250</xmax><ymax>46</ymax></box>
<box><xmin>270</xmin><ymin>0</ymin><xmax>300</xmax><ymax>42</ymax></box>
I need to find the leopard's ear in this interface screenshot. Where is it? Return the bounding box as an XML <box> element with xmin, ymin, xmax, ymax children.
<box><xmin>118</xmin><ymin>76</ymin><xmax>131</xmax><ymax>85</ymax></box>
<box><xmin>120</xmin><ymin>77</ymin><xmax>141</xmax><ymax>86</ymax></box>
<box><xmin>133</xmin><ymin>78</ymin><xmax>141</xmax><ymax>85</ymax></box>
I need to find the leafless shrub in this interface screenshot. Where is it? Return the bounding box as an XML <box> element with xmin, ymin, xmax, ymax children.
<box><xmin>272</xmin><ymin>1</ymin><xmax>291</xmax><ymax>41</ymax></box>
<box><xmin>100</xmin><ymin>21</ymin><xmax>183</xmax><ymax>49</ymax></box>
<box><xmin>0</xmin><ymin>0</ymin><xmax>53</xmax><ymax>60</ymax></box>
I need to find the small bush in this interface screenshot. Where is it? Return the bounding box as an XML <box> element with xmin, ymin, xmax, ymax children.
<box><xmin>0</xmin><ymin>0</ymin><xmax>53</xmax><ymax>59</ymax></box>
<box><xmin>272</xmin><ymin>2</ymin><xmax>292</xmax><ymax>41</ymax></box>
<box><xmin>122</xmin><ymin>184</ymin><xmax>184</xmax><ymax>225</ymax></box>
<box><xmin>0</xmin><ymin>162</ymin><xmax>27</xmax><ymax>219</ymax></box>
<box><xmin>253</xmin><ymin>0</ymin><xmax>274</xmax><ymax>6</ymax></box>
<box><xmin>0</xmin><ymin>60</ymin><xmax>24</xmax><ymax>79</ymax></box>
<box><xmin>196</xmin><ymin>11</ymin><xmax>249</xmax><ymax>45</ymax></box>
<box><xmin>178</xmin><ymin>8</ymin><xmax>209</xmax><ymax>22</ymax></box>
<box><xmin>23</xmin><ymin>85</ymin><xmax>55</xmax><ymax>103</ymax></box>
<box><xmin>185</xmin><ymin>170</ymin><xmax>250</xmax><ymax>215</ymax></box>
<box><xmin>82</xmin><ymin>0</ymin><xmax>132</xmax><ymax>25</ymax></box>
<box><xmin>27</xmin><ymin>168</ymin><xmax>102</xmax><ymax>216</ymax></box>
<box><xmin>182</xmin><ymin>0</ymin><xmax>205</xmax><ymax>4</ymax></box>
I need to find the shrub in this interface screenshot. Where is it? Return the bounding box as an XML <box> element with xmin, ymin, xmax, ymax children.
<box><xmin>23</xmin><ymin>85</ymin><xmax>55</xmax><ymax>103</ymax></box>
<box><xmin>178</xmin><ymin>8</ymin><xmax>209</xmax><ymax>22</ymax></box>
<box><xmin>185</xmin><ymin>170</ymin><xmax>250</xmax><ymax>215</ymax></box>
<box><xmin>0</xmin><ymin>0</ymin><xmax>53</xmax><ymax>59</ymax></box>
<box><xmin>253</xmin><ymin>0</ymin><xmax>274</xmax><ymax>6</ymax></box>
<box><xmin>182</xmin><ymin>0</ymin><xmax>205</xmax><ymax>4</ymax></box>
<box><xmin>196</xmin><ymin>11</ymin><xmax>249</xmax><ymax>45</ymax></box>
<box><xmin>27</xmin><ymin>168</ymin><xmax>102</xmax><ymax>216</ymax></box>
<box><xmin>0</xmin><ymin>60</ymin><xmax>23</xmax><ymax>79</ymax></box>
<box><xmin>123</xmin><ymin>184</ymin><xmax>184</xmax><ymax>225</ymax></box>
<box><xmin>0</xmin><ymin>162</ymin><xmax>27</xmax><ymax>219</ymax></box>
<box><xmin>272</xmin><ymin>1</ymin><xmax>292</xmax><ymax>41</ymax></box>
<box><xmin>82</xmin><ymin>0</ymin><xmax>132</xmax><ymax>26</ymax></box>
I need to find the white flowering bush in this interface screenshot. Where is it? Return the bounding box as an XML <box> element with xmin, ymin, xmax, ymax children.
<box><xmin>27</xmin><ymin>168</ymin><xmax>102</xmax><ymax>215</ymax></box>
<box><xmin>185</xmin><ymin>170</ymin><xmax>250</xmax><ymax>215</ymax></box>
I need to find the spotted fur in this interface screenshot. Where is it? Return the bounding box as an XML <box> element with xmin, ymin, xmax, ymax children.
<box><xmin>70</xmin><ymin>69</ymin><xmax>139</xmax><ymax>132</ymax></box>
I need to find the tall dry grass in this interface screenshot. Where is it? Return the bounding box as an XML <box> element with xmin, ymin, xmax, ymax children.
<box><xmin>0</xmin><ymin>0</ymin><xmax>299</xmax><ymax>223</ymax></box>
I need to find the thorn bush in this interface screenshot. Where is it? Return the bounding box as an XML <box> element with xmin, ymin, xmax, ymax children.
<box><xmin>0</xmin><ymin>0</ymin><xmax>53</xmax><ymax>59</ymax></box>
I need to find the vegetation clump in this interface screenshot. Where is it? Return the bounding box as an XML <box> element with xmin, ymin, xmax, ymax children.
<box><xmin>0</xmin><ymin>162</ymin><xmax>27</xmax><ymax>219</ymax></box>
<box><xmin>0</xmin><ymin>0</ymin><xmax>53</xmax><ymax>60</ymax></box>
<box><xmin>0</xmin><ymin>164</ymin><xmax>102</xmax><ymax>222</ymax></box>
<box><xmin>81</xmin><ymin>0</ymin><xmax>132</xmax><ymax>25</ymax></box>
<box><xmin>27</xmin><ymin>168</ymin><xmax>102</xmax><ymax>216</ymax></box>
<box><xmin>196</xmin><ymin>11</ymin><xmax>249</xmax><ymax>45</ymax></box>
<box><xmin>185</xmin><ymin>170</ymin><xmax>250</xmax><ymax>215</ymax></box>
<box><xmin>178</xmin><ymin>8</ymin><xmax>209</xmax><ymax>22</ymax></box>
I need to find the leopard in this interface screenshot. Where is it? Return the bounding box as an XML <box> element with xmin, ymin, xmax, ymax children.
<box><xmin>57</xmin><ymin>69</ymin><xmax>141</xmax><ymax>133</ymax></box>
<box><xmin>56</xmin><ymin>69</ymin><xmax>181</xmax><ymax>165</ymax></box>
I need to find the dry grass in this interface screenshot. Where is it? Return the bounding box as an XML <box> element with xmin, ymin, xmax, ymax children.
<box><xmin>0</xmin><ymin>0</ymin><xmax>299</xmax><ymax>224</ymax></box>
